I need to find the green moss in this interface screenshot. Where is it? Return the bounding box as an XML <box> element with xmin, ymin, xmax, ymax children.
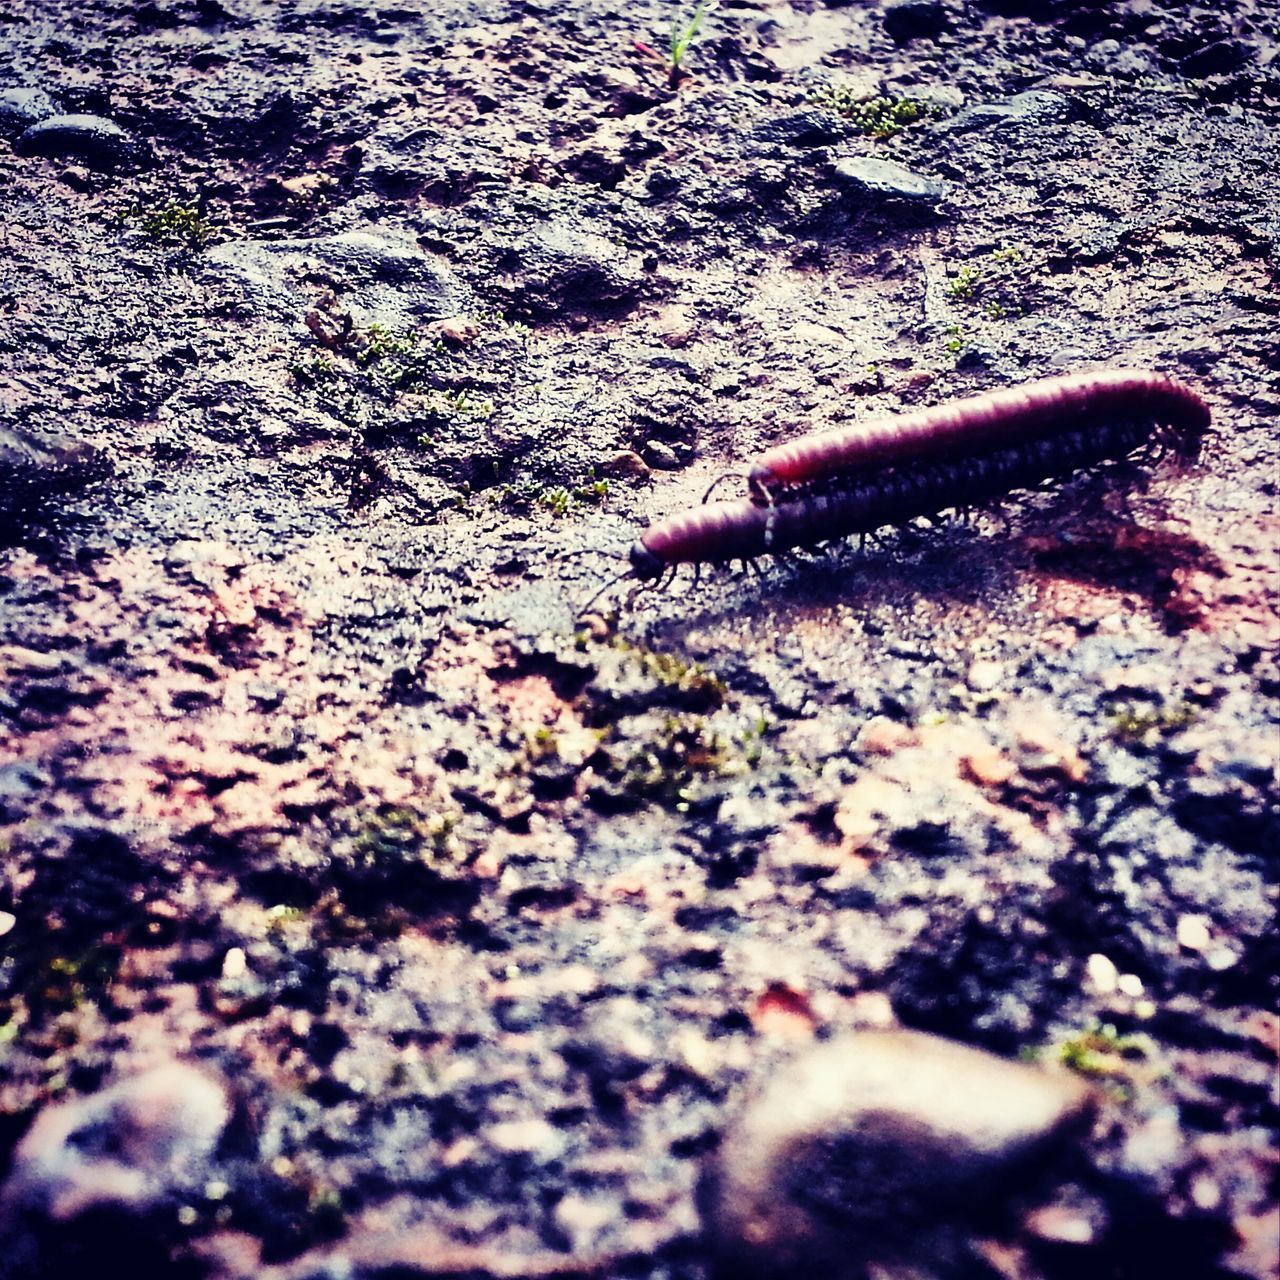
<box><xmin>1056</xmin><ymin>1020</ymin><xmax>1157</xmax><ymax>1081</ymax></box>
<box><xmin>129</xmin><ymin>198</ymin><xmax>218</xmax><ymax>249</ymax></box>
<box><xmin>608</xmin><ymin>715</ymin><xmax>743</xmax><ymax>809</ymax></box>
<box><xmin>348</xmin><ymin>804</ymin><xmax>461</xmax><ymax>870</ymax></box>
<box><xmin>1109</xmin><ymin>701</ymin><xmax>1198</xmax><ymax>742</ymax></box>
<box><xmin>808</xmin><ymin>88</ymin><xmax>935</xmax><ymax>138</ymax></box>
<box><xmin>611</xmin><ymin>637</ymin><xmax>728</xmax><ymax>705</ymax></box>
<box><xmin>489</xmin><ymin>473</ymin><xmax>606</xmax><ymax>518</ymax></box>
<box><xmin>945</xmin><ymin>245</ymin><xmax>1030</xmax><ymax>314</ymax></box>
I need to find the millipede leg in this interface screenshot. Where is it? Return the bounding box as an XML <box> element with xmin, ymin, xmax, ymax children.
<box><xmin>701</xmin><ymin>472</ymin><xmax>750</xmax><ymax>504</ymax></box>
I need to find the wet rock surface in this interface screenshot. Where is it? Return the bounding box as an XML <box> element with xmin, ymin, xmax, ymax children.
<box><xmin>0</xmin><ymin>1</ymin><xmax>1277</xmax><ymax>1278</ymax></box>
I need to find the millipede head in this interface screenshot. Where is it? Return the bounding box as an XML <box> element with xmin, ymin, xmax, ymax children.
<box><xmin>628</xmin><ymin>540</ymin><xmax>666</xmax><ymax>582</ymax></box>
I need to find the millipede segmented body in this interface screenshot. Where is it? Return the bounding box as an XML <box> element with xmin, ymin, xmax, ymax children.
<box><xmin>747</xmin><ymin>369</ymin><xmax>1209</xmax><ymax>502</ymax></box>
<box><xmin>628</xmin><ymin>370</ymin><xmax>1210</xmax><ymax>583</ymax></box>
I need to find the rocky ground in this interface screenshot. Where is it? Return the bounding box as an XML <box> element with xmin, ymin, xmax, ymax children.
<box><xmin>0</xmin><ymin>0</ymin><xmax>1277</xmax><ymax>1277</ymax></box>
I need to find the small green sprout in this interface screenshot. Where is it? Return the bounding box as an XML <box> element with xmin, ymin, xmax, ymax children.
<box><xmin>420</xmin><ymin>388</ymin><xmax>494</xmax><ymax>420</ymax></box>
<box><xmin>943</xmin><ymin>324</ymin><xmax>968</xmax><ymax>357</ymax></box>
<box><xmin>290</xmin><ymin>353</ymin><xmax>340</xmax><ymax>386</ymax></box>
<box><xmin>946</xmin><ymin>264</ymin><xmax>983</xmax><ymax>300</ymax></box>
<box><xmin>539</xmin><ymin>486</ymin><xmax>573</xmax><ymax>517</ymax></box>
<box><xmin>669</xmin><ymin>1</ymin><xmax>718</xmax><ymax>87</ymax></box>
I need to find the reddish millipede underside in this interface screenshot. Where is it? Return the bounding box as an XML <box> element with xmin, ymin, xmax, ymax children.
<box><xmin>747</xmin><ymin>369</ymin><xmax>1209</xmax><ymax>501</ymax></box>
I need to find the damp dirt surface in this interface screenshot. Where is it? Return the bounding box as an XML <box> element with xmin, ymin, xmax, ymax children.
<box><xmin>0</xmin><ymin>0</ymin><xmax>1278</xmax><ymax>1277</ymax></box>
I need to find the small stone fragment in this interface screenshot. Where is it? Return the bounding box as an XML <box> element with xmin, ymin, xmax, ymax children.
<box><xmin>967</xmin><ymin>659</ymin><xmax>1005</xmax><ymax>692</ymax></box>
<box><xmin>206</xmin><ymin>224</ymin><xmax>463</xmax><ymax>329</ymax></box>
<box><xmin>882</xmin><ymin>0</ymin><xmax>949</xmax><ymax>43</ymax></box>
<box><xmin>1180</xmin><ymin>39</ymin><xmax>1253</xmax><ymax>79</ymax></box>
<box><xmin>1176</xmin><ymin>914</ymin><xmax>1212</xmax><ymax>952</ymax></box>
<box><xmin>753</xmin><ymin>108</ymin><xmax>851</xmax><ymax>147</ymax></box>
<box><xmin>936</xmin><ymin>90</ymin><xmax>1075</xmax><ymax>135</ymax></box>
<box><xmin>1116</xmin><ymin>973</ymin><xmax>1144</xmax><ymax>998</ymax></box>
<box><xmin>1085</xmin><ymin>953</ymin><xmax>1119</xmax><ymax>995</ymax></box>
<box><xmin>0</xmin><ymin>425</ymin><xmax>112</xmax><ymax>520</ymax></box>
<box><xmin>15</xmin><ymin>113</ymin><xmax>150</xmax><ymax>172</ymax></box>
<box><xmin>0</xmin><ymin>87</ymin><xmax>58</xmax><ymax>139</ymax></box>
<box><xmin>701</xmin><ymin>1029</ymin><xmax>1095</xmax><ymax>1278</ymax></box>
<box><xmin>597</xmin><ymin>449</ymin><xmax>650</xmax><ymax>480</ymax></box>
<box><xmin>1</xmin><ymin>1063</ymin><xmax>231</xmax><ymax>1223</ymax></box>
<box><xmin>831</xmin><ymin>156</ymin><xmax>946</xmax><ymax>205</ymax></box>
<box><xmin>642</xmin><ymin>440</ymin><xmax>680</xmax><ymax>470</ymax></box>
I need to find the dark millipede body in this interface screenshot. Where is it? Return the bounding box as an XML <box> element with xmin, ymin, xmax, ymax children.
<box><xmin>747</xmin><ymin>369</ymin><xmax>1210</xmax><ymax>501</ymax></box>
<box><xmin>630</xmin><ymin>408</ymin><xmax>1196</xmax><ymax>581</ymax></box>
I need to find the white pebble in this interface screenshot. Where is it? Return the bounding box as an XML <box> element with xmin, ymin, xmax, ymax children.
<box><xmin>1085</xmin><ymin>953</ymin><xmax>1118</xmax><ymax>994</ymax></box>
<box><xmin>0</xmin><ymin>911</ymin><xmax>15</xmax><ymax>938</ymax></box>
<box><xmin>1190</xmin><ymin>1175</ymin><xmax>1222</xmax><ymax>1210</ymax></box>
<box><xmin>1116</xmin><ymin>972</ymin><xmax>1144</xmax><ymax>998</ymax></box>
<box><xmin>1176</xmin><ymin>915</ymin><xmax>1212</xmax><ymax>951</ymax></box>
<box><xmin>1206</xmin><ymin>947</ymin><xmax>1239</xmax><ymax>971</ymax></box>
<box><xmin>221</xmin><ymin>947</ymin><xmax>247</xmax><ymax>980</ymax></box>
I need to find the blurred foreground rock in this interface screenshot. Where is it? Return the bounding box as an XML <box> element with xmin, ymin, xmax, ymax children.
<box><xmin>701</xmin><ymin>1028</ymin><xmax>1096</xmax><ymax>1278</ymax></box>
<box><xmin>0</xmin><ymin>1062</ymin><xmax>231</xmax><ymax>1276</ymax></box>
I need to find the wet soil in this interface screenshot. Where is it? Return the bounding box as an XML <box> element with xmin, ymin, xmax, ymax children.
<box><xmin>0</xmin><ymin>1</ymin><xmax>1277</xmax><ymax>1277</ymax></box>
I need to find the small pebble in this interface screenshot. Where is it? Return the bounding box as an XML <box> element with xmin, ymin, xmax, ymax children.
<box><xmin>642</xmin><ymin>440</ymin><xmax>680</xmax><ymax>470</ymax></box>
<box><xmin>967</xmin><ymin>659</ymin><xmax>1005</xmax><ymax>692</ymax></box>
<box><xmin>882</xmin><ymin>0</ymin><xmax>949</xmax><ymax>44</ymax></box>
<box><xmin>0</xmin><ymin>910</ymin><xmax>15</xmax><ymax>938</ymax></box>
<box><xmin>221</xmin><ymin>947</ymin><xmax>247</xmax><ymax>980</ymax></box>
<box><xmin>1116</xmin><ymin>973</ymin><xmax>1144</xmax><ymax>998</ymax></box>
<box><xmin>1176</xmin><ymin>914</ymin><xmax>1213</xmax><ymax>952</ymax></box>
<box><xmin>1085</xmin><ymin>953</ymin><xmax>1119</xmax><ymax>995</ymax></box>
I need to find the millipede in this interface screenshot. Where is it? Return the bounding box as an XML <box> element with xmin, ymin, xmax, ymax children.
<box><xmin>745</xmin><ymin>369</ymin><xmax>1209</xmax><ymax>504</ymax></box>
<box><xmin>620</xmin><ymin>369</ymin><xmax>1210</xmax><ymax>590</ymax></box>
